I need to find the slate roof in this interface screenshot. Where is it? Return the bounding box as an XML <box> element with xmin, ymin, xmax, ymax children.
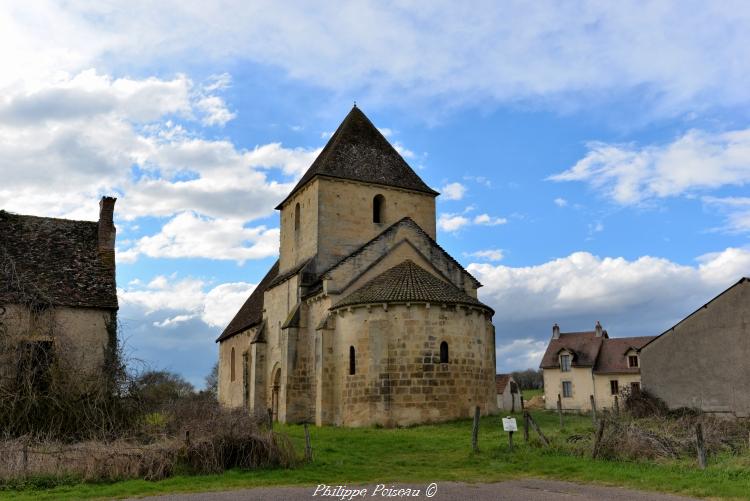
<box><xmin>595</xmin><ymin>336</ymin><xmax>655</xmax><ymax>374</ymax></box>
<box><xmin>331</xmin><ymin>260</ymin><xmax>492</xmax><ymax>311</ymax></box>
<box><xmin>217</xmin><ymin>261</ymin><xmax>279</xmax><ymax>342</ymax></box>
<box><xmin>539</xmin><ymin>329</ymin><xmax>655</xmax><ymax>374</ymax></box>
<box><xmin>496</xmin><ymin>374</ymin><xmax>511</xmax><ymax>393</ymax></box>
<box><xmin>275</xmin><ymin>106</ymin><xmax>438</xmax><ymax>209</ymax></box>
<box><xmin>0</xmin><ymin>211</ymin><xmax>117</xmax><ymax>309</ymax></box>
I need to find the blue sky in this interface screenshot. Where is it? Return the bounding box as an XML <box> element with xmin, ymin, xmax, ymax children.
<box><xmin>2</xmin><ymin>2</ymin><xmax>750</xmax><ymax>386</ymax></box>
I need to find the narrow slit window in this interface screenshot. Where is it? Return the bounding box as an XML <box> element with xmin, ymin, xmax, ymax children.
<box><xmin>349</xmin><ymin>346</ymin><xmax>356</xmax><ymax>375</ymax></box>
<box><xmin>373</xmin><ymin>195</ymin><xmax>384</xmax><ymax>223</ymax></box>
<box><xmin>230</xmin><ymin>347</ymin><xmax>236</xmax><ymax>382</ymax></box>
<box><xmin>440</xmin><ymin>341</ymin><xmax>449</xmax><ymax>363</ymax></box>
<box><xmin>294</xmin><ymin>202</ymin><xmax>301</xmax><ymax>232</ymax></box>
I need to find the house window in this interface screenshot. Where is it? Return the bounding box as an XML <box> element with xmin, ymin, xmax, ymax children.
<box><xmin>560</xmin><ymin>354</ymin><xmax>571</xmax><ymax>372</ymax></box>
<box><xmin>349</xmin><ymin>346</ymin><xmax>356</xmax><ymax>375</ymax></box>
<box><xmin>628</xmin><ymin>355</ymin><xmax>639</xmax><ymax>368</ymax></box>
<box><xmin>631</xmin><ymin>382</ymin><xmax>641</xmax><ymax>395</ymax></box>
<box><xmin>610</xmin><ymin>380</ymin><xmax>619</xmax><ymax>395</ymax></box>
<box><xmin>230</xmin><ymin>347</ymin><xmax>236</xmax><ymax>382</ymax></box>
<box><xmin>294</xmin><ymin>202</ymin><xmax>301</xmax><ymax>232</ymax></box>
<box><xmin>373</xmin><ymin>194</ymin><xmax>385</xmax><ymax>223</ymax></box>
<box><xmin>562</xmin><ymin>381</ymin><xmax>572</xmax><ymax>398</ymax></box>
<box><xmin>440</xmin><ymin>341</ymin><xmax>449</xmax><ymax>363</ymax></box>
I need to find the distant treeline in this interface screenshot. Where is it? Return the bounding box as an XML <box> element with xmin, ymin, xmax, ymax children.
<box><xmin>511</xmin><ymin>369</ymin><xmax>543</xmax><ymax>390</ymax></box>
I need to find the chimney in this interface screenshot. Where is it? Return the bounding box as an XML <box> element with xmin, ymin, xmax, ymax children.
<box><xmin>595</xmin><ymin>321</ymin><xmax>603</xmax><ymax>337</ymax></box>
<box><xmin>98</xmin><ymin>197</ymin><xmax>117</xmax><ymax>269</ymax></box>
<box><xmin>552</xmin><ymin>323</ymin><xmax>560</xmax><ymax>339</ymax></box>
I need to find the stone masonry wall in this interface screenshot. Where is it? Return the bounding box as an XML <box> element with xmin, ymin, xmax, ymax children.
<box><xmin>330</xmin><ymin>303</ymin><xmax>497</xmax><ymax>426</ymax></box>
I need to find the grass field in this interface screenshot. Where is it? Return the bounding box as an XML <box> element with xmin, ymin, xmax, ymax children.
<box><xmin>3</xmin><ymin>410</ymin><xmax>750</xmax><ymax>500</ymax></box>
<box><xmin>522</xmin><ymin>388</ymin><xmax>543</xmax><ymax>401</ymax></box>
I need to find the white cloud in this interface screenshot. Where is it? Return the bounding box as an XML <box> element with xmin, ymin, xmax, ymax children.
<box><xmin>496</xmin><ymin>338</ymin><xmax>548</xmax><ymax>371</ymax></box>
<box><xmin>473</xmin><ymin>213</ymin><xmax>507</xmax><ymax>226</ymax></box>
<box><xmin>119</xmin><ymin>274</ymin><xmax>257</xmax><ymax>329</ymax></box>
<box><xmin>437</xmin><ymin>213</ymin><xmax>470</xmax><ymax>232</ymax></box>
<box><xmin>554</xmin><ymin>197</ymin><xmax>568</xmax><ymax>207</ymax></box>
<box><xmin>6</xmin><ymin>2</ymin><xmax>749</xmax><ymax>114</ymax></box>
<box><xmin>465</xmin><ymin>249</ymin><xmax>504</xmax><ymax>261</ymax></box>
<box><xmin>119</xmin><ymin>212</ymin><xmax>279</xmax><ymax>264</ymax></box>
<box><xmin>438</xmin><ymin>211</ymin><xmax>507</xmax><ymax>233</ymax></box>
<box><xmin>441</xmin><ymin>182</ymin><xmax>466</xmax><ymax>201</ymax></box>
<box><xmin>471</xmin><ymin>247</ymin><xmax>750</xmax><ymax>370</ymax></box>
<box><xmin>703</xmin><ymin>196</ymin><xmax>750</xmax><ymax>233</ymax></box>
<box><xmin>550</xmin><ymin>129</ymin><xmax>750</xmax><ymax>205</ymax></box>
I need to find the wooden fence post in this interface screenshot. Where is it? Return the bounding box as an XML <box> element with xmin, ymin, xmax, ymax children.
<box><xmin>590</xmin><ymin>395</ymin><xmax>597</xmax><ymax>427</ymax></box>
<box><xmin>304</xmin><ymin>423</ymin><xmax>313</xmax><ymax>462</ymax></box>
<box><xmin>696</xmin><ymin>423</ymin><xmax>707</xmax><ymax>469</ymax></box>
<box><xmin>591</xmin><ymin>419</ymin><xmax>606</xmax><ymax>458</ymax></box>
<box><xmin>527</xmin><ymin>413</ymin><xmax>550</xmax><ymax>447</ymax></box>
<box><xmin>508</xmin><ymin>430</ymin><xmax>514</xmax><ymax>452</ymax></box>
<box><xmin>523</xmin><ymin>411</ymin><xmax>530</xmax><ymax>443</ymax></box>
<box><xmin>557</xmin><ymin>394</ymin><xmax>564</xmax><ymax>428</ymax></box>
<box><xmin>471</xmin><ymin>406</ymin><xmax>480</xmax><ymax>453</ymax></box>
<box><xmin>520</xmin><ymin>395</ymin><xmax>525</xmax><ymax>411</ymax></box>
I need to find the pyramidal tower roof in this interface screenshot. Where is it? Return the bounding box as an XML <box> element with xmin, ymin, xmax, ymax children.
<box><xmin>275</xmin><ymin>106</ymin><xmax>439</xmax><ymax>209</ymax></box>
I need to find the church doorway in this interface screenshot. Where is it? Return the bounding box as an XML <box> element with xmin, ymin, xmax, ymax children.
<box><xmin>271</xmin><ymin>367</ymin><xmax>281</xmax><ymax>421</ymax></box>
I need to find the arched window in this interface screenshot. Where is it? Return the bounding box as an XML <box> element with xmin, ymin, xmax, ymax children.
<box><xmin>349</xmin><ymin>346</ymin><xmax>356</xmax><ymax>375</ymax></box>
<box><xmin>373</xmin><ymin>194</ymin><xmax>385</xmax><ymax>223</ymax></box>
<box><xmin>294</xmin><ymin>202</ymin><xmax>301</xmax><ymax>232</ymax></box>
<box><xmin>440</xmin><ymin>341</ymin><xmax>449</xmax><ymax>364</ymax></box>
<box><xmin>230</xmin><ymin>347</ymin><xmax>236</xmax><ymax>382</ymax></box>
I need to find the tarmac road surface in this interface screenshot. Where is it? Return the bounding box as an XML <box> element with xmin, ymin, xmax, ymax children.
<box><xmin>131</xmin><ymin>478</ymin><xmax>699</xmax><ymax>500</ymax></box>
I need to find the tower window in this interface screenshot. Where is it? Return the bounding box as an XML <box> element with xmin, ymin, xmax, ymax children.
<box><xmin>349</xmin><ymin>346</ymin><xmax>356</xmax><ymax>375</ymax></box>
<box><xmin>440</xmin><ymin>341</ymin><xmax>449</xmax><ymax>363</ymax></box>
<box><xmin>230</xmin><ymin>347</ymin><xmax>236</xmax><ymax>382</ymax></box>
<box><xmin>294</xmin><ymin>202</ymin><xmax>301</xmax><ymax>232</ymax></box>
<box><xmin>373</xmin><ymin>194</ymin><xmax>385</xmax><ymax>223</ymax></box>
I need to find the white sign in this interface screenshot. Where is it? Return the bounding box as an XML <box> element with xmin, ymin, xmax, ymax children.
<box><xmin>502</xmin><ymin>417</ymin><xmax>518</xmax><ymax>432</ymax></box>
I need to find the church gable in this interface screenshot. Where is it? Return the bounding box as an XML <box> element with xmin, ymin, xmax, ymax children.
<box><xmin>318</xmin><ymin>217</ymin><xmax>481</xmax><ymax>298</ymax></box>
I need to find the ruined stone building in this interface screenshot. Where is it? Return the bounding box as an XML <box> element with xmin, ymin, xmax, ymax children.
<box><xmin>0</xmin><ymin>197</ymin><xmax>118</xmax><ymax>390</ymax></box>
<box><xmin>217</xmin><ymin>107</ymin><xmax>497</xmax><ymax>426</ymax></box>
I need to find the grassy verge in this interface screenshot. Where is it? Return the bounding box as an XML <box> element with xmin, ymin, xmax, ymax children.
<box><xmin>3</xmin><ymin>410</ymin><xmax>750</xmax><ymax>500</ymax></box>
<box><xmin>522</xmin><ymin>388</ymin><xmax>543</xmax><ymax>401</ymax></box>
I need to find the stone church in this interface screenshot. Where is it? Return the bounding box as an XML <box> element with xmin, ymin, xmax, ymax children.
<box><xmin>217</xmin><ymin>107</ymin><xmax>497</xmax><ymax>426</ymax></box>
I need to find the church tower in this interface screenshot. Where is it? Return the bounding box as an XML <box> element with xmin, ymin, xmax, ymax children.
<box><xmin>275</xmin><ymin>106</ymin><xmax>438</xmax><ymax>274</ymax></box>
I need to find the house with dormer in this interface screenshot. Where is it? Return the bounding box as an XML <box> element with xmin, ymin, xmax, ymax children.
<box><xmin>540</xmin><ymin>322</ymin><xmax>654</xmax><ymax>411</ymax></box>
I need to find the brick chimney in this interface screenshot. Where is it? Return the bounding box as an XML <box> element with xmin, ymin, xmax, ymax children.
<box><xmin>98</xmin><ymin>196</ymin><xmax>117</xmax><ymax>269</ymax></box>
<box><xmin>595</xmin><ymin>321</ymin><xmax>603</xmax><ymax>337</ymax></box>
<box><xmin>552</xmin><ymin>323</ymin><xmax>560</xmax><ymax>339</ymax></box>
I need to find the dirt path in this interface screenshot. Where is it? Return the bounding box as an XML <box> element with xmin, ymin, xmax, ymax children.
<box><xmin>132</xmin><ymin>479</ymin><xmax>699</xmax><ymax>500</ymax></box>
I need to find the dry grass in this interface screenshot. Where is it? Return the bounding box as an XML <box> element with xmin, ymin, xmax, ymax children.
<box><xmin>0</xmin><ymin>401</ymin><xmax>296</xmax><ymax>486</ymax></box>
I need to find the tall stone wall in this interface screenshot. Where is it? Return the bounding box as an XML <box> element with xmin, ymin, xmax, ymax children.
<box><xmin>316</xmin><ymin>178</ymin><xmax>436</xmax><ymax>273</ymax></box>
<box><xmin>641</xmin><ymin>281</ymin><xmax>750</xmax><ymax>417</ymax></box>
<box><xmin>329</xmin><ymin>303</ymin><xmax>497</xmax><ymax>426</ymax></box>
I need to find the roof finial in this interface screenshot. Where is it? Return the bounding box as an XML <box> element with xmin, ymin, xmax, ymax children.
<box><xmin>353</xmin><ymin>100</ymin><xmax>357</xmax><ymax>108</ymax></box>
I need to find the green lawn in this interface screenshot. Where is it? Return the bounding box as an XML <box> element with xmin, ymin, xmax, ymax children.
<box><xmin>522</xmin><ymin>388</ymin><xmax>543</xmax><ymax>401</ymax></box>
<box><xmin>3</xmin><ymin>410</ymin><xmax>750</xmax><ymax>500</ymax></box>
